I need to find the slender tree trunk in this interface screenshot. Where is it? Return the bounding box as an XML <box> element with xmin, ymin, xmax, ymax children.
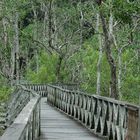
<box><xmin>96</xmin><ymin>13</ymin><xmax>103</xmax><ymax>95</ymax></box>
<box><xmin>56</xmin><ymin>55</ymin><xmax>63</xmax><ymax>82</ymax></box>
<box><xmin>118</xmin><ymin>49</ymin><xmax>122</xmax><ymax>99</ymax></box>
<box><xmin>11</xmin><ymin>47</ymin><xmax>15</xmax><ymax>83</ymax></box>
<box><xmin>48</xmin><ymin>0</ymin><xmax>53</xmax><ymax>49</ymax></box>
<box><xmin>35</xmin><ymin>50</ymin><xmax>39</xmax><ymax>74</ymax></box>
<box><xmin>137</xmin><ymin>49</ymin><xmax>140</xmax><ymax>73</ymax></box>
<box><xmin>2</xmin><ymin>18</ymin><xmax>8</xmax><ymax>48</ymax></box>
<box><xmin>78</xmin><ymin>1</ymin><xmax>84</xmax><ymax>84</ymax></box>
<box><xmin>80</xmin><ymin>7</ymin><xmax>83</xmax><ymax>48</ymax></box>
<box><xmin>0</xmin><ymin>2</ymin><xmax>2</xmax><ymax>19</ymax></box>
<box><xmin>12</xmin><ymin>12</ymin><xmax>19</xmax><ymax>84</ymax></box>
<box><xmin>52</xmin><ymin>2</ymin><xmax>57</xmax><ymax>47</ymax></box>
<box><xmin>118</xmin><ymin>43</ymin><xmax>130</xmax><ymax>99</ymax></box>
<box><xmin>43</xmin><ymin>3</ymin><xmax>47</xmax><ymax>40</ymax></box>
<box><xmin>32</xmin><ymin>5</ymin><xmax>39</xmax><ymax>74</ymax></box>
<box><xmin>100</xmin><ymin>10</ymin><xmax>118</xmax><ymax>99</ymax></box>
<box><xmin>1</xmin><ymin>17</ymin><xmax>11</xmax><ymax>83</ymax></box>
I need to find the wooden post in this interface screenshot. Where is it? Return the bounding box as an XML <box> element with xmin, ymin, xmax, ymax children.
<box><xmin>137</xmin><ymin>101</ymin><xmax>140</xmax><ymax>140</ymax></box>
<box><xmin>125</xmin><ymin>106</ymin><xmax>139</xmax><ymax>140</ymax></box>
<box><xmin>39</xmin><ymin>100</ymin><xmax>41</xmax><ymax>136</ymax></box>
<box><xmin>54</xmin><ymin>88</ymin><xmax>57</xmax><ymax>106</ymax></box>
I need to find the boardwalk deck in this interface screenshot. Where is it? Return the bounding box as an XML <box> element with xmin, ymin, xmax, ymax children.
<box><xmin>39</xmin><ymin>98</ymin><xmax>102</xmax><ymax>140</ymax></box>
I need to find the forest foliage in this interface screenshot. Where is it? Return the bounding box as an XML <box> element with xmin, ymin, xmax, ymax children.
<box><xmin>0</xmin><ymin>0</ymin><xmax>140</xmax><ymax>104</ymax></box>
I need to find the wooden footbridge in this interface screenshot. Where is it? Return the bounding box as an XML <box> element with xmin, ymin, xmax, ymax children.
<box><xmin>0</xmin><ymin>84</ymin><xmax>140</xmax><ymax>140</ymax></box>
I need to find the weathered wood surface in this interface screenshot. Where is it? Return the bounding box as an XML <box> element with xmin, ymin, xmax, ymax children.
<box><xmin>1</xmin><ymin>96</ymin><xmax>41</xmax><ymax>140</ymax></box>
<box><xmin>0</xmin><ymin>85</ymin><xmax>41</xmax><ymax>140</ymax></box>
<box><xmin>0</xmin><ymin>87</ymin><xmax>31</xmax><ymax>131</ymax></box>
<box><xmin>53</xmin><ymin>83</ymin><xmax>79</xmax><ymax>90</ymax></box>
<box><xmin>39</xmin><ymin>98</ymin><xmax>102</xmax><ymax>140</ymax></box>
<box><xmin>24</xmin><ymin>84</ymin><xmax>48</xmax><ymax>97</ymax></box>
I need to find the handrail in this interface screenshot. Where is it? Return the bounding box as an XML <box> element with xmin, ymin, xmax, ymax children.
<box><xmin>0</xmin><ymin>85</ymin><xmax>41</xmax><ymax>140</ymax></box>
<box><xmin>52</xmin><ymin>83</ymin><xmax>79</xmax><ymax>90</ymax></box>
<box><xmin>0</xmin><ymin>87</ymin><xmax>31</xmax><ymax>130</ymax></box>
<box><xmin>47</xmin><ymin>84</ymin><xmax>139</xmax><ymax>108</ymax></box>
<box><xmin>17</xmin><ymin>84</ymin><xmax>39</xmax><ymax>97</ymax></box>
<box><xmin>47</xmin><ymin>84</ymin><xmax>140</xmax><ymax>140</ymax></box>
<box><xmin>23</xmin><ymin>84</ymin><xmax>48</xmax><ymax>97</ymax></box>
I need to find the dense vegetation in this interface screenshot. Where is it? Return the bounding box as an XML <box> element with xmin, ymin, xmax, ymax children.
<box><xmin>0</xmin><ymin>0</ymin><xmax>139</xmax><ymax>103</ymax></box>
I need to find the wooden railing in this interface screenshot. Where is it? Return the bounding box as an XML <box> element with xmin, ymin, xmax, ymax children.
<box><xmin>22</xmin><ymin>83</ymin><xmax>79</xmax><ymax>97</ymax></box>
<box><xmin>1</xmin><ymin>83</ymin><xmax>139</xmax><ymax>140</ymax></box>
<box><xmin>53</xmin><ymin>83</ymin><xmax>79</xmax><ymax>90</ymax></box>
<box><xmin>0</xmin><ymin>85</ymin><xmax>41</xmax><ymax>140</ymax></box>
<box><xmin>0</xmin><ymin>86</ymin><xmax>31</xmax><ymax>130</ymax></box>
<box><xmin>47</xmin><ymin>84</ymin><xmax>140</xmax><ymax>140</ymax></box>
<box><xmin>24</xmin><ymin>84</ymin><xmax>48</xmax><ymax>97</ymax></box>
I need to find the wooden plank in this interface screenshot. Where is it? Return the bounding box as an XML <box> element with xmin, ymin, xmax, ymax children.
<box><xmin>39</xmin><ymin>98</ymin><xmax>102</xmax><ymax>140</ymax></box>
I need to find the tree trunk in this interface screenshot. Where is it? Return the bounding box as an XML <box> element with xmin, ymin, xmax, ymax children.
<box><xmin>118</xmin><ymin>48</ymin><xmax>123</xmax><ymax>99</ymax></box>
<box><xmin>12</xmin><ymin>12</ymin><xmax>19</xmax><ymax>84</ymax></box>
<box><xmin>2</xmin><ymin>18</ymin><xmax>8</xmax><ymax>48</ymax></box>
<box><xmin>100</xmin><ymin>10</ymin><xmax>118</xmax><ymax>99</ymax></box>
<box><xmin>96</xmin><ymin>13</ymin><xmax>103</xmax><ymax>95</ymax></box>
<box><xmin>56</xmin><ymin>55</ymin><xmax>63</xmax><ymax>82</ymax></box>
<box><xmin>48</xmin><ymin>0</ymin><xmax>53</xmax><ymax>49</ymax></box>
<box><xmin>43</xmin><ymin>3</ymin><xmax>47</xmax><ymax>39</ymax></box>
<box><xmin>32</xmin><ymin>4</ymin><xmax>39</xmax><ymax>74</ymax></box>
